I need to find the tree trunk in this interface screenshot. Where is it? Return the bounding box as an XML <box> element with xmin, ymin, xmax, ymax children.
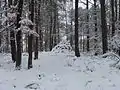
<box><xmin>65</xmin><ymin>1</ymin><xmax>68</xmax><ymax>40</ymax></box>
<box><xmin>100</xmin><ymin>0</ymin><xmax>108</xmax><ymax>54</ymax></box>
<box><xmin>75</xmin><ymin>0</ymin><xmax>80</xmax><ymax>57</ymax></box>
<box><xmin>8</xmin><ymin>0</ymin><xmax>17</xmax><ymax>62</ymax></box>
<box><xmin>118</xmin><ymin>0</ymin><xmax>120</xmax><ymax>56</ymax></box>
<box><xmin>34</xmin><ymin>0</ymin><xmax>38</xmax><ymax>60</ymax></box>
<box><xmin>49</xmin><ymin>0</ymin><xmax>53</xmax><ymax>51</ymax></box>
<box><xmin>53</xmin><ymin>2</ymin><xmax>57</xmax><ymax>47</ymax></box>
<box><xmin>119</xmin><ymin>0</ymin><xmax>120</xmax><ymax>20</ymax></box>
<box><xmin>94</xmin><ymin>0</ymin><xmax>98</xmax><ymax>55</ymax></box>
<box><xmin>70</xmin><ymin>0</ymin><xmax>73</xmax><ymax>47</ymax></box>
<box><xmin>49</xmin><ymin>15</ymin><xmax>53</xmax><ymax>51</ymax></box>
<box><xmin>111</xmin><ymin>0</ymin><xmax>115</xmax><ymax>36</ymax></box>
<box><xmin>115</xmin><ymin>0</ymin><xmax>118</xmax><ymax>21</ymax></box>
<box><xmin>37</xmin><ymin>2</ymin><xmax>43</xmax><ymax>52</ymax></box>
<box><xmin>4</xmin><ymin>0</ymin><xmax>9</xmax><ymax>53</ymax></box>
<box><xmin>15</xmin><ymin>0</ymin><xmax>23</xmax><ymax>69</ymax></box>
<box><xmin>28</xmin><ymin>0</ymin><xmax>34</xmax><ymax>69</ymax></box>
<box><xmin>86</xmin><ymin>0</ymin><xmax>89</xmax><ymax>52</ymax></box>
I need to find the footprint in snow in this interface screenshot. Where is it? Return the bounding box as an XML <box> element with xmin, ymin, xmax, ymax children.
<box><xmin>38</xmin><ymin>73</ymin><xmax>46</xmax><ymax>80</ymax></box>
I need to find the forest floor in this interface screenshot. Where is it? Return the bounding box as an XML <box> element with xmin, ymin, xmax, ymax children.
<box><xmin>0</xmin><ymin>52</ymin><xmax>120</xmax><ymax>90</ymax></box>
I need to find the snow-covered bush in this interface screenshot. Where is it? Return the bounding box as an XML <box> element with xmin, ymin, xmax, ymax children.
<box><xmin>109</xmin><ymin>34</ymin><xmax>120</xmax><ymax>52</ymax></box>
<box><xmin>52</xmin><ymin>40</ymin><xmax>73</xmax><ymax>53</ymax></box>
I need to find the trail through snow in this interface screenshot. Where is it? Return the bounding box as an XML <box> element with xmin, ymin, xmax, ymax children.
<box><xmin>0</xmin><ymin>52</ymin><xmax>120</xmax><ymax>90</ymax></box>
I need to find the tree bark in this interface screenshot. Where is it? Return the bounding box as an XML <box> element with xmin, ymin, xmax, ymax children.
<box><xmin>86</xmin><ymin>0</ymin><xmax>89</xmax><ymax>52</ymax></box>
<box><xmin>94</xmin><ymin>0</ymin><xmax>98</xmax><ymax>55</ymax></box>
<box><xmin>75</xmin><ymin>0</ymin><xmax>80</xmax><ymax>57</ymax></box>
<box><xmin>53</xmin><ymin>1</ymin><xmax>57</xmax><ymax>47</ymax></box>
<box><xmin>119</xmin><ymin>0</ymin><xmax>120</xmax><ymax>20</ymax></box>
<box><xmin>49</xmin><ymin>0</ymin><xmax>53</xmax><ymax>51</ymax></box>
<box><xmin>28</xmin><ymin>0</ymin><xmax>34</xmax><ymax>69</ymax></box>
<box><xmin>70</xmin><ymin>0</ymin><xmax>73</xmax><ymax>47</ymax></box>
<box><xmin>34</xmin><ymin>0</ymin><xmax>38</xmax><ymax>60</ymax></box>
<box><xmin>15</xmin><ymin>0</ymin><xmax>23</xmax><ymax>69</ymax></box>
<box><xmin>100</xmin><ymin>0</ymin><xmax>108</xmax><ymax>54</ymax></box>
<box><xmin>8</xmin><ymin>0</ymin><xmax>17</xmax><ymax>62</ymax></box>
<box><xmin>115</xmin><ymin>0</ymin><xmax>117</xmax><ymax>21</ymax></box>
<box><xmin>111</xmin><ymin>0</ymin><xmax>115</xmax><ymax>36</ymax></box>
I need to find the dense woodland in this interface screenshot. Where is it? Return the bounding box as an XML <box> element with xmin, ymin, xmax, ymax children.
<box><xmin>0</xmin><ymin>0</ymin><xmax>120</xmax><ymax>70</ymax></box>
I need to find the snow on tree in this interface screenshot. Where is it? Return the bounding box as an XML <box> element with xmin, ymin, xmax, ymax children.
<box><xmin>109</xmin><ymin>35</ymin><xmax>120</xmax><ymax>51</ymax></box>
<box><xmin>52</xmin><ymin>38</ymin><xmax>73</xmax><ymax>53</ymax></box>
<box><xmin>18</xmin><ymin>13</ymin><xmax>39</xmax><ymax>37</ymax></box>
<box><xmin>109</xmin><ymin>21</ymin><xmax>120</xmax><ymax>53</ymax></box>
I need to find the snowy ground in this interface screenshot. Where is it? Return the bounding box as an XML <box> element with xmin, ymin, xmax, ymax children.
<box><xmin>0</xmin><ymin>52</ymin><xmax>120</xmax><ymax>90</ymax></box>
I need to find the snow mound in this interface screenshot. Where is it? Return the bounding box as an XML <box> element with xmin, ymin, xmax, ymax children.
<box><xmin>52</xmin><ymin>40</ymin><xmax>73</xmax><ymax>53</ymax></box>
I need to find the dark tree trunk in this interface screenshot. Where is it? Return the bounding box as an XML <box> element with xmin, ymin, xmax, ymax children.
<box><xmin>34</xmin><ymin>0</ymin><xmax>38</xmax><ymax>60</ymax></box>
<box><xmin>28</xmin><ymin>35</ymin><xmax>33</xmax><ymax>69</ymax></box>
<box><xmin>86</xmin><ymin>0</ymin><xmax>89</xmax><ymax>52</ymax></box>
<box><xmin>119</xmin><ymin>0</ymin><xmax>120</xmax><ymax>20</ymax></box>
<box><xmin>37</xmin><ymin>3</ymin><xmax>43</xmax><ymax>52</ymax></box>
<box><xmin>100</xmin><ymin>0</ymin><xmax>108</xmax><ymax>54</ymax></box>
<box><xmin>49</xmin><ymin>15</ymin><xmax>53</xmax><ymax>51</ymax></box>
<box><xmin>10</xmin><ymin>31</ymin><xmax>16</xmax><ymax>62</ymax></box>
<box><xmin>118</xmin><ymin>0</ymin><xmax>120</xmax><ymax>56</ymax></box>
<box><xmin>70</xmin><ymin>18</ymin><xmax>73</xmax><ymax>46</ymax></box>
<box><xmin>56</xmin><ymin>11</ymin><xmax>60</xmax><ymax>44</ymax></box>
<box><xmin>39</xmin><ymin>27</ymin><xmax>43</xmax><ymax>51</ymax></box>
<box><xmin>65</xmin><ymin>1</ymin><xmax>68</xmax><ymax>40</ymax></box>
<box><xmin>44</xmin><ymin>28</ymin><xmax>48</xmax><ymax>51</ymax></box>
<box><xmin>111</xmin><ymin>0</ymin><xmax>115</xmax><ymax>36</ymax></box>
<box><xmin>115</xmin><ymin>0</ymin><xmax>117</xmax><ymax>21</ymax></box>
<box><xmin>75</xmin><ymin>0</ymin><xmax>80</xmax><ymax>57</ymax></box>
<box><xmin>4</xmin><ymin>0</ymin><xmax>9</xmax><ymax>53</ymax></box>
<box><xmin>53</xmin><ymin>2</ymin><xmax>57</xmax><ymax>47</ymax></box>
<box><xmin>70</xmin><ymin>0</ymin><xmax>73</xmax><ymax>47</ymax></box>
<box><xmin>49</xmin><ymin>0</ymin><xmax>53</xmax><ymax>51</ymax></box>
<box><xmin>15</xmin><ymin>0</ymin><xmax>23</xmax><ymax>69</ymax></box>
<box><xmin>8</xmin><ymin>0</ymin><xmax>17</xmax><ymax>62</ymax></box>
<box><xmin>28</xmin><ymin>0</ymin><xmax>34</xmax><ymax>69</ymax></box>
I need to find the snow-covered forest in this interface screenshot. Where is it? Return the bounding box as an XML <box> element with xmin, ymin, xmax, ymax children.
<box><xmin>0</xmin><ymin>0</ymin><xmax>120</xmax><ymax>90</ymax></box>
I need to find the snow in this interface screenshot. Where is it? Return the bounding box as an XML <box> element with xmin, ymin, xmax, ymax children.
<box><xmin>51</xmin><ymin>40</ymin><xmax>73</xmax><ymax>54</ymax></box>
<box><xmin>0</xmin><ymin>51</ymin><xmax>120</xmax><ymax>90</ymax></box>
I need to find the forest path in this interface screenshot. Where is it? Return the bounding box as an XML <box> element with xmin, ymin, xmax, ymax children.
<box><xmin>0</xmin><ymin>52</ymin><xmax>120</xmax><ymax>90</ymax></box>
